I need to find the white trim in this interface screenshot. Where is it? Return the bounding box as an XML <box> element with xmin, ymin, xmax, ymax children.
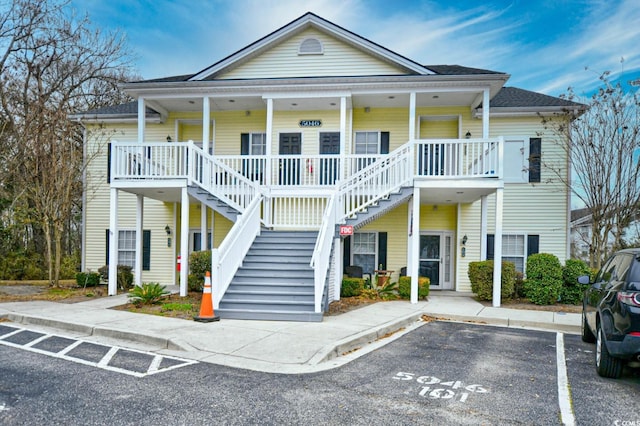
<box><xmin>492</xmin><ymin>188</ymin><xmax>503</xmax><ymax>306</ymax></box>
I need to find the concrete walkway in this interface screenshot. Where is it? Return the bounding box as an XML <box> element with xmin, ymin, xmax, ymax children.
<box><xmin>0</xmin><ymin>293</ymin><xmax>580</xmax><ymax>374</ymax></box>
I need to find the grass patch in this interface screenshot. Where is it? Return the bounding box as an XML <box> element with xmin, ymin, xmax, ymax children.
<box><xmin>161</xmin><ymin>303</ymin><xmax>193</xmax><ymax>312</ymax></box>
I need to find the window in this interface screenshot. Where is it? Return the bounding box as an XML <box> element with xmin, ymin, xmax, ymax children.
<box><xmin>487</xmin><ymin>234</ymin><xmax>539</xmax><ymax>273</ymax></box>
<box><xmin>354</xmin><ymin>132</ymin><xmax>379</xmax><ymax>154</ymax></box>
<box><xmin>352</xmin><ymin>233</ymin><xmax>377</xmax><ymax>275</ymax></box>
<box><xmin>105</xmin><ymin>229</ymin><xmax>151</xmax><ymax>270</ymax></box>
<box><xmin>241</xmin><ymin>133</ymin><xmax>266</xmax><ymax>155</ymax></box>
<box><xmin>528</xmin><ymin>138</ymin><xmax>541</xmax><ymax>183</ymax></box>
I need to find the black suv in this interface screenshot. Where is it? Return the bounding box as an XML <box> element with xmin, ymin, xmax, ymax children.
<box><xmin>580</xmin><ymin>248</ymin><xmax>640</xmax><ymax>378</ymax></box>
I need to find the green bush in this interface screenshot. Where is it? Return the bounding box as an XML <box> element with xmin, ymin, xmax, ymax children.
<box><xmin>0</xmin><ymin>251</ymin><xmax>46</xmax><ymax>280</ymax></box>
<box><xmin>98</xmin><ymin>265</ymin><xmax>134</xmax><ymax>290</ymax></box>
<box><xmin>524</xmin><ymin>253</ymin><xmax>563</xmax><ymax>305</ymax></box>
<box><xmin>60</xmin><ymin>252</ymin><xmax>80</xmax><ymax>280</ymax></box>
<box><xmin>398</xmin><ymin>276</ymin><xmax>430</xmax><ymax>300</ymax></box>
<box><xmin>514</xmin><ymin>271</ymin><xmax>525</xmax><ymax>298</ymax></box>
<box><xmin>341</xmin><ymin>278</ymin><xmax>364</xmax><ymax>297</ymax></box>
<box><xmin>75</xmin><ymin>271</ymin><xmax>101</xmax><ymax>287</ymax></box>
<box><xmin>188</xmin><ymin>250</ymin><xmax>211</xmax><ymax>292</ymax></box>
<box><xmin>128</xmin><ymin>282</ymin><xmax>170</xmax><ymax>306</ymax></box>
<box><xmin>468</xmin><ymin>260</ymin><xmax>515</xmax><ymax>301</ymax></box>
<box><xmin>560</xmin><ymin>259</ymin><xmax>591</xmax><ymax>305</ymax></box>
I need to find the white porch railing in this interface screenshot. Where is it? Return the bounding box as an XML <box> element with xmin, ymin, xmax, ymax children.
<box><xmin>111</xmin><ymin>141</ymin><xmax>189</xmax><ymax>179</ymax></box>
<box><xmin>310</xmin><ymin>194</ymin><xmax>337</xmax><ymax>312</ymax></box>
<box><xmin>264</xmin><ymin>194</ymin><xmax>329</xmax><ymax>229</ymax></box>
<box><xmin>414</xmin><ymin>138</ymin><xmax>502</xmax><ymax>178</ymax></box>
<box><xmin>211</xmin><ymin>195</ymin><xmax>262</xmax><ymax>309</ymax></box>
<box><xmin>190</xmin><ymin>144</ymin><xmax>258</xmax><ymax>212</ymax></box>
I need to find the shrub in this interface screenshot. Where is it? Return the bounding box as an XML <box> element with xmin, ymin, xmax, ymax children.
<box><xmin>60</xmin><ymin>252</ymin><xmax>80</xmax><ymax>280</ymax></box>
<box><xmin>560</xmin><ymin>259</ymin><xmax>591</xmax><ymax>305</ymax></box>
<box><xmin>524</xmin><ymin>253</ymin><xmax>563</xmax><ymax>305</ymax></box>
<box><xmin>341</xmin><ymin>277</ymin><xmax>364</xmax><ymax>297</ymax></box>
<box><xmin>468</xmin><ymin>260</ymin><xmax>516</xmax><ymax>301</ymax></box>
<box><xmin>0</xmin><ymin>251</ymin><xmax>46</xmax><ymax>280</ymax></box>
<box><xmin>514</xmin><ymin>271</ymin><xmax>525</xmax><ymax>298</ymax></box>
<box><xmin>98</xmin><ymin>265</ymin><xmax>134</xmax><ymax>290</ymax></box>
<box><xmin>188</xmin><ymin>251</ymin><xmax>211</xmax><ymax>292</ymax></box>
<box><xmin>75</xmin><ymin>271</ymin><xmax>101</xmax><ymax>287</ymax></box>
<box><xmin>128</xmin><ymin>282</ymin><xmax>170</xmax><ymax>306</ymax></box>
<box><xmin>398</xmin><ymin>276</ymin><xmax>430</xmax><ymax>300</ymax></box>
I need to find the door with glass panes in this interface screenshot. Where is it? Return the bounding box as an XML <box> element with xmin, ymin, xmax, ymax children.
<box><xmin>419</xmin><ymin>232</ymin><xmax>453</xmax><ymax>290</ymax></box>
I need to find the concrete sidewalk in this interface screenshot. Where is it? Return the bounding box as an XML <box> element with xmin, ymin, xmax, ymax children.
<box><xmin>0</xmin><ymin>293</ymin><xmax>580</xmax><ymax>374</ymax></box>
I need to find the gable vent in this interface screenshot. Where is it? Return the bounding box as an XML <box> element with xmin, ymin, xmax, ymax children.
<box><xmin>298</xmin><ymin>38</ymin><xmax>323</xmax><ymax>55</ymax></box>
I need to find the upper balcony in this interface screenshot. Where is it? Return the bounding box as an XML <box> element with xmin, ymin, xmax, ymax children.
<box><xmin>110</xmin><ymin>137</ymin><xmax>502</xmax><ymax>196</ymax></box>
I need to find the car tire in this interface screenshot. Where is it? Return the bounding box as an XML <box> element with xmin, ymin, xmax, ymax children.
<box><xmin>581</xmin><ymin>309</ymin><xmax>596</xmax><ymax>343</ymax></box>
<box><xmin>596</xmin><ymin>324</ymin><xmax>623</xmax><ymax>378</ymax></box>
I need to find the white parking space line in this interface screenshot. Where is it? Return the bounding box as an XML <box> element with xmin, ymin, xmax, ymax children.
<box><xmin>556</xmin><ymin>332</ymin><xmax>575</xmax><ymax>426</ymax></box>
<box><xmin>0</xmin><ymin>325</ymin><xmax>197</xmax><ymax>378</ymax></box>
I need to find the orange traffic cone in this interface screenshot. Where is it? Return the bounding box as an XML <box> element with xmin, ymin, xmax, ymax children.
<box><xmin>194</xmin><ymin>271</ymin><xmax>220</xmax><ymax>322</ymax></box>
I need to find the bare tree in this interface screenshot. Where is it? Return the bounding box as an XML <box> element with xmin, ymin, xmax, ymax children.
<box><xmin>0</xmin><ymin>0</ymin><xmax>134</xmax><ymax>285</ymax></box>
<box><xmin>541</xmin><ymin>71</ymin><xmax>640</xmax><ymax>269</ymax></box>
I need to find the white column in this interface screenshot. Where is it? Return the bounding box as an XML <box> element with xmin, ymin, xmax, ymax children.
<box><xmin>202</xmin><ymin>97</ymin><xmax>210</xmax><ymax>154</ymax></box>
<box><xmin>409</xmin><ymin>92</ymin><xmax>416</xmax><ymax>141</ymax></box>
<box><xmin>265</xmin><ymin>98</ymin><xmax>273</xmax><ymax>186</ymax></box>
<box><xmin>480</xmin><ymin>195</ymin><xmax>488</xmax><ymax>260</ymax></box>
<box><xmin>492</xmin><ymin>188</ymin><xmax>503</xmax><ymax>306</ymax></box>
<box><xmin>134</xmin><ymin>195</ymin><xmax>144</xmax><ymax>287</ymax></box>
<box><xmin>333</xmin><ymin>237</ymin><xmax>342</xmax><ymax>301</ymax></box>
<box><xmin>108</xmin><ymin>188</ymin><xmax>119</xmax><ymax>296</ymax></box>
<box><xmin>407</xmin><ymin>196</ymin><xmax>414</xmax><ymax>276</ymax></box>
<box><xmin>137</xmin><ymin>97</ymin><xmax>145</xmax><ymax>143</ymax></box>
<box><xmin>340</xmin><ymin>96</ymin><xmax>347</xmax><ymax>181</ymax></box>
<box><xmin>483</xmin><ymin>88</ymin><xmax>490</xmax><ymax>138</ymax></box>
<box><xmin>180</xmin><ymin>187</ymin><xmax>190</xmax><ymax>296</ymax></box>
<box><xmin>200</xmin><ymin>203</ymin><xmax>207</xmax><ymax>250</ymax></box>
<box><xmin>411</xmin><ymin>187</ymin><xmax>421</xmax><ymax>303</ymax></box>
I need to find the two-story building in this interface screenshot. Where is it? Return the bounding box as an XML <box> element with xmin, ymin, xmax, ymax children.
<box><xmin>74</xmin><ymin>12</ymin><xmax>582</xmax><ymax>321</ymax></box>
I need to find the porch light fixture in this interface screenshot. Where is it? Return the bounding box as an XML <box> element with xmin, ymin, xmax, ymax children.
<box><xmin>465</xmin><ymin>131</ymin><xmax>471</xmax><ymax>139</ymax></box>
<box><xmin>364</xmin><ymin>107</ymin><xmax>370</xmax><ymax>113</ymax></box>
<box><xmin>166</xmin><ymin>135</ymin><xmax>172</xmax><ymax>143</ymax></box>
<box><xmin>462</xmin><ymin>235</ymin><xmax>468</xmax><ymax>245</ymax></box>
<box><xmin>164</xmin><ymin>225</ymin><xmax>171</xmax><ymax>235</ymax></box>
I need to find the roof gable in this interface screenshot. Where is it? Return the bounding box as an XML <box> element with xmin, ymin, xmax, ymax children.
<box><xmin>189</xmin><ymin>12</ymin><xmax>431</xmax><ymax>81</ymax></box>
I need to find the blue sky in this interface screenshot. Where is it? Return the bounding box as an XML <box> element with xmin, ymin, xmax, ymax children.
<box><xmin>70</xmin><ymin>0</ymin><xmax>640</xmax><ymax>97</ymax></box>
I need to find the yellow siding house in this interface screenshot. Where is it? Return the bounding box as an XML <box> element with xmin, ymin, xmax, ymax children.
<box><xmin>72</xmin><ymin>13</ymin><xmax>583</xmax><ymax>321</ymax></box>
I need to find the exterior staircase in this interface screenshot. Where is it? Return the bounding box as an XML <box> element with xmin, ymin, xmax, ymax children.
<box><xmin>344</xmin><ymin>186</ymin><xmax>413</xmax><ymax>229</ymax></box>
<box><xmin>217</xmin><ymin>230</ymin><xmax>323</xmax><ymax>321</ymax></box>
<box><xmin>187</xmin><ymin>186</ymin><xmax>240</xmax><ymax>222</ymax></box>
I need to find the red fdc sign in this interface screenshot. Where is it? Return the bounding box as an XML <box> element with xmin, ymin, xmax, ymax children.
<box><xmin>339</xmin><ymin>225</ymin><xmax>353</xmax><ymax>236</ymax></box>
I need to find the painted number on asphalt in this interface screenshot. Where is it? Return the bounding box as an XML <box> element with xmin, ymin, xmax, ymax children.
<box><xmin>393</xmin><ymin>372</ymin><xmax>488</xmax><ymax>403</ymax></box>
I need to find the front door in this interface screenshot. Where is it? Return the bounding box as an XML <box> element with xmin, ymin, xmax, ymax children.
<box><xmin>419</xmin><ymin>232</ymin><xmax>453</xmax><ymax>290</ymax></box>
<box><xmin>279</xmin><ymin>133</ymin><xmax>301</xmax><ymax>185</ymax></box>
<box><xmin>319</xmin><ymin>132</ymin><xmax>340</xmax><ymax>185</ymax></box>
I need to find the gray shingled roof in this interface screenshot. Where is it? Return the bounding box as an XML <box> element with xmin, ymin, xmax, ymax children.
<box><xmin>424</xmin><ymin>65</ymin><xmax>505</xmax><ymax>75</ymax></box>
<box><xmin>79</xmin><ymin>101</ymin><xmax>160</xmax><ymax>116</ymax></box>
<box><xmin>488</xmin><ymin>87</ymin><xmax>582</xmax><ymax>108</ymax></box>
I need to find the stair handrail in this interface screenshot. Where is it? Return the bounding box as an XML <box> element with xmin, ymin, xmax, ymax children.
<box><xmin>310</xmin><ymin>193</ymin><xmax>337</xmax><ymax>313</ymax></box>
<box><xmin>211</xmin><ymin>194</ymin><xmax>263</xmax><ymax>309</ymax></box>
<box><xmin>189</xmin><ymin>142</ymin><xmax>260</xmax><ymax>213</ymax></box>
<box><xmin>337</xmin><ymin>142</ymin><xmax>414</xmax><ymax>222</ymax></box>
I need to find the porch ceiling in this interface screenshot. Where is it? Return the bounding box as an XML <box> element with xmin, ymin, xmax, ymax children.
<box><xmin>146</xmin><ymin>90</ymin><xmax>480</xmax><ymax>114</ymax></box>
<box><xmin>416</xmin><ymin>180</ymin><xmax>502</xmax><ymax>205</ymax></box>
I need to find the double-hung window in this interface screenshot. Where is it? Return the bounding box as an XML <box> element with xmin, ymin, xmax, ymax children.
<box><xmin>352</xmin><ymin>232</ymin><xmax>377</xmax><ymax>275</ymax></box>
<box><xmin>106</xmin><ymin>229</ymin><xmax>151</xmax><ymax>270</ymax></box>
<box><xmin>487</xmin><ymin>234</ymin><xmax>539</xmax><ymax>273</ymax></box>
<box><xmin>354</xmin><ymin>132</ymin><xmax>379</xmax><ymax>154</ymax></box>
<box><xmin>241</xmin><ymin>133</ymin><xmax>266</xmax><ymax>182</ymax></box>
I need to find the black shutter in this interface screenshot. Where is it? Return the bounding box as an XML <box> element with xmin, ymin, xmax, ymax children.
<box><xmin>105</xmin><ymin>229</ymin><xmax>110</xmax><ymax>265</ymax></box>
<box><xmin>529</xmin><ymin>138</ymin><xmax>541</xmax><ymax>183</ymax></box>
<box><xmin>380</xmin><ymin>132</ymin><xmax>390</xmax><ymax>154</ymax></box>
<box><xmin>486</xmin><ymin>234</ymin><xmax>495</xmax><ymax>260</ymax></box>
<box><xmin>240</xmin><ymin>133</ymin><xmax>250</xmax><ymax>155</ymax></box>
<box><xmin>143</xmin><ymin>230</ymin><xmax>151</xmax><ymax>271</ymax></box>
<box><xmin>107</xmin><ymin>143</ymin><xmax>112</xmax><ymax>183</ymax></box>
<box><xmin>343</xmin><ymin>236</ymin><xmax>351</xmax><ymax>272</ymax></box>
<box><xmin>527</xmin><ymin>235</ymin><xmax>539</xmax><ymax>258</ymax></box>
<box><xmin>378</xmin><ymin>232</ymin><xmax>387</xmax><ymax>269</ymax></box>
